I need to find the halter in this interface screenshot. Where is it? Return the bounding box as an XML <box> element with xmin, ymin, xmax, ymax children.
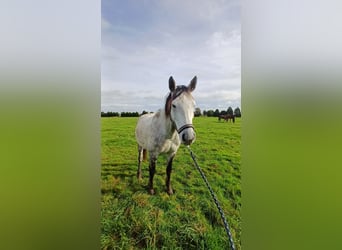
<box><xmin>168</xmin><ymin>85</ymin><xmax>195</xmax><ymax>134</ymax></box>
<box><xmin>177</xmin><ymin>124</ymin><xmax>195</xmax><ymax>134</ymax></box>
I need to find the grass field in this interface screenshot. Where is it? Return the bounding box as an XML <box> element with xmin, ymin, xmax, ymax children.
<box><xmin>101</xmin><ymin>116</ymin><xmax>241</xmax><ymax>249</ymax></box>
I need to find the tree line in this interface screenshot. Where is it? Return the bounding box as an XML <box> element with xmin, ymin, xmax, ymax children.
<box><xmin>101</xmin><ymin>107</ymin><xmax>241</xmax><ymax>118</ymax></box>
<box><xmin>101</xmin><ymin>111</ymin><xmax>139</xmax><ymax>117</ymax></box>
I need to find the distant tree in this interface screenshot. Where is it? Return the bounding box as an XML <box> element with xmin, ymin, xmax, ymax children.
<box><xmin>227</xmin><ymin>107</ymin><xmax>234</xmax><ymax>116</ymax></box>
<box><xmin>141</xmin><ymin>110</ymin><xmax>148</xmax><ymax>116</ymax></box>
<box><xmin>234</xmin><ymin>107</ymin><xmax>241</xmax><ymax>117</ymax></box>
<box><xmin>203</xmin><ymin>110</ymin><xmax>207</xmax><ymax>116</ymax></box>
<box><xmin>101</xmin><ymin>111</ymin><xmax>119</xmax><ymax>117</ymax></box>
<box><xmin>207</xmin><ymin>110</ymin><xmax>214</xmax><ymax>117</ymax></box>
<box><xmin>120</xmin><ymin>112</ymin><xmax>139</xmax><ymax>117</ymax></box>
<box><xmin>220</xmin><ymin>110</ymin><xmax>227</xmax><ymax>116</ymax></box>
<box><xmin>214</xmin><ymin>109</ymin><xmax>220</xmax><ymax>117</ymax></box>
<box><xmin>194</xmin><ymin>107</ymin><xmax>201</xmax><ymax>117</ymax></box>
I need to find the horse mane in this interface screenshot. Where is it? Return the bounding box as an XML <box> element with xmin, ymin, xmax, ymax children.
<box><xmin>165</xmin><ymin>92</ymin><xmax>172</xmax><ymax>116</ymax></box>
<box><xmin>164</xmin><ymin>85</ymin><xmax>189</xmax><ymax>116</ymax></box>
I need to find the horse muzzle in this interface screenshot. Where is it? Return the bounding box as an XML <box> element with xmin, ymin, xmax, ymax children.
<box><xmin>177</xmin><ymin>124</ymin><xmax>196</xmax><ymax>145</ymax></box>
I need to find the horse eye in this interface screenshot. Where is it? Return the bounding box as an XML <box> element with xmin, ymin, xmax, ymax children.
<box><xmin>172</xmin><ymin>104</ymin><xmax>176</xmax><ymax>108</ymax></box>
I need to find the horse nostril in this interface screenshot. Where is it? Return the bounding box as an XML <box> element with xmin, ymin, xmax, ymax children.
<box><xmin>182</xmin><ymin>133</ymin><xmax>186</xmax><ymax>142</ymax></box>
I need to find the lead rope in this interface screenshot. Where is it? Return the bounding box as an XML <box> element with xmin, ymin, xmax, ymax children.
<box><xmin>187</xmin><ymin>146</ymin><xmax>236</xmax><ymax>250</ymax></box>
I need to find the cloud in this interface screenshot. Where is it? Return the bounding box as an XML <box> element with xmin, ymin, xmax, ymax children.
<box><xmin>101</xmin><ymin>17</ymin><xmax>111</xmax><ymax>31</ymax></box>
<box><xmin>101</xmin><ymin>0</ymin><xmax>241</xmax><ymax>112</ymax></box>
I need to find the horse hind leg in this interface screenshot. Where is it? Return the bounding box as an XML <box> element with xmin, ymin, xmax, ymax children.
<box><xmin>137</xmin><ymin>145</ymin><xmax>143</xmax><ymax>180</ymax></box>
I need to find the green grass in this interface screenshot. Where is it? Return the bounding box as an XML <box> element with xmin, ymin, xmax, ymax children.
<box><xmin>101</xmin><ymin>116</ymin><xmax>241</xmax><ymax>249</ymax></box>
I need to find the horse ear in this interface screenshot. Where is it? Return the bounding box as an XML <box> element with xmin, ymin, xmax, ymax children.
<box><xmin>188</xmin><ymin>76</ymin><xmax>197</xmax><ymax>92</ymax></box>
<box><xmin>169</xmin><ymin>76</ymin><xmax>176</xmax><ymax>91</ymax></box>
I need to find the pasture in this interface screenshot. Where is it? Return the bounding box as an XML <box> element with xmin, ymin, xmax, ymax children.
<box><xmin>101</xmin><ymin>116</ymin><xmax>241</xmax><ymax>249</ymax></box>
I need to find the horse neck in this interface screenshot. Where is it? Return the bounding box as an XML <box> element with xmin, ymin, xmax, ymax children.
<box><xmin>158</xmin><ymin>109</ymin><xmax>177</xmax><ymax>137</ymax></box>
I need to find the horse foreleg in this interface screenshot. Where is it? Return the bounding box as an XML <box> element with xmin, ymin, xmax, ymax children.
<box><xmin>166</xmin><ymin>155</ymin><xmax>175</xmax><ymax>195</ymax></box>
<box><xmin>148</xmin><ymin>156</ymin><xmax>156</xmax><ymax>195</ymax></box>
<box><xmin>137</xmin><ymin>146</ymin><xmax>143</xmax><ymax>180</ymax></box>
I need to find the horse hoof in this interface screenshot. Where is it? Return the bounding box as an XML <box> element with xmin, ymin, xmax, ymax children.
<box><xmin>149</xmin><ymin>189</ymin><xmax>155</xmax><ymax>195</ymax></box>
<box><xmin>167</xmin><ymin>189</ymin><xmax>174</xmax><ymax>195</ymax></box>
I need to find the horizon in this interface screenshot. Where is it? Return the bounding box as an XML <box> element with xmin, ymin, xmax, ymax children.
<box><xmin>101</xmin><ymin>105</ymin><xmax>242</xmax><ymax>114</ymax></box>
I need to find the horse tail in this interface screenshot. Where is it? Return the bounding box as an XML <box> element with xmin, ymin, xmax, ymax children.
<box><xmin>143</xmin><ymin>149</ymin><xmax>147</xmax><ymax>161</ymax></box>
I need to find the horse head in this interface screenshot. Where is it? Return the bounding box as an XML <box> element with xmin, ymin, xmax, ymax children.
<box><xmin>165</xmin><ymin>76</ymin><xmax>197</xmax><ymax>145</ymax></box>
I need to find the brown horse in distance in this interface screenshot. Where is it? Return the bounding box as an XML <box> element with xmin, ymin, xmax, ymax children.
<box><xmin>218</xmin><ymin>114</ymin><xmax>235</xmax><ymax>123</ymax></box>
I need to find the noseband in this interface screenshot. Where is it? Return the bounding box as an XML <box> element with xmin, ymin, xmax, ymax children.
<box><xmin>170</xmin><ymin>115</ymin><xmax>195</xmax><ymax>135</ymax></box>
<box><xmin>177</xmin><ymin>124</ymin><xmax>195</xmax><ymax>134</ymax></box>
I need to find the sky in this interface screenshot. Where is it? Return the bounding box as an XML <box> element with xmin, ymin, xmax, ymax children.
<box><xmin>101</xmin><ymin>0</ymin><xmax>240</xmax><ymax>113</ymax></box>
